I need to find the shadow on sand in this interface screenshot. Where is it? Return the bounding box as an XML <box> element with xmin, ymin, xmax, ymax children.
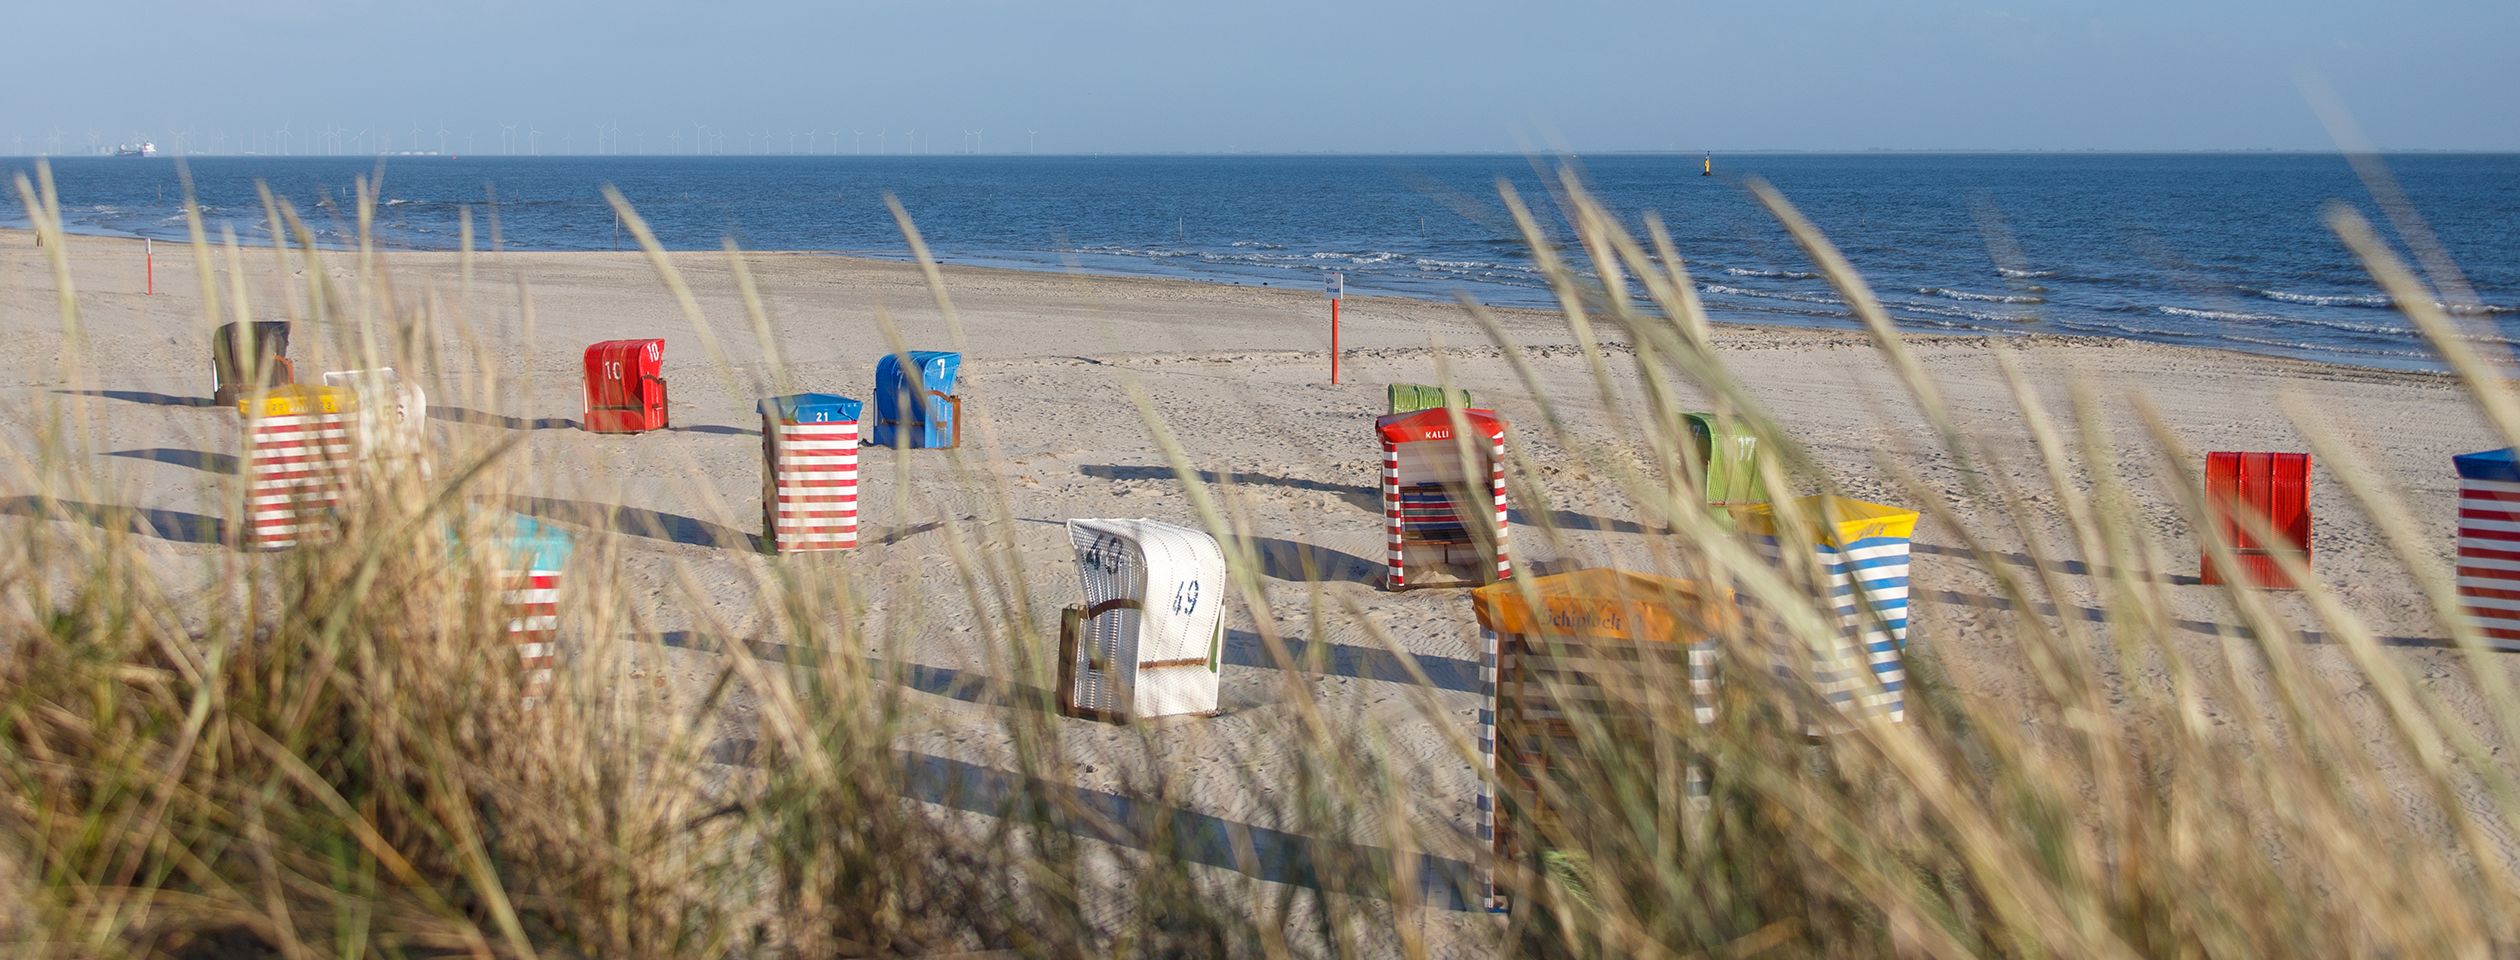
<box><xmin>429</xmin><ymin>405</ymin><xmax>580</xmax><ymax>431</ymax></box>
<box><xmin>106</xmin><ymin>448</ymin><xmax>239</xmax><ymax>475</ymax></box>
<box><xmin>1080</xmin><ymin>464</ymin><xmax>1381</xmax><ymax>513</ymax></box>
<box><xmin>0</xmin><ymin>496</ymin><xmax>226</xmax><ymax>545</ymax></box>
<box><xmin>56</xmin><ymin>389</ymin><xmax>219</xmax><ymax>408</ymax></box>
<box><xmin>697</xmin><ymin>741</ymin><xmax>1481</xmax><ymax>910</ymax></box>
<box><xmin>504</xmin><ymin>496</ymin><xmax>765</xmax><ymax>552</ymax></box>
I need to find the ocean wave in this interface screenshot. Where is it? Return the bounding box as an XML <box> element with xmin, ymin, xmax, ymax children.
<box><xmin>1919</xmin><ymin>286</ymin><xmax>2043</xmax><ymax>305</ymax></box>
<box><xmin>1228</xmin><ymin>240</ymin><xmax>1283</xmax><ymax>249</ymax></box>
<box><xmin>1414</xmin><ymin>257</ymin><xmax>1516</xmax><ymax>273</ymax></box>
<box><xmin>2212</xmin><ymin>331</ymin><xmax>2433</xmax><ymax>360</ymax></box>
<box><xmin>1702</xmin><ymin>283</ymin><xmax>1843</xmax><ymax>307</ymax></box>
<box><xmin>2253</xmin><ymin>288</ymin><xmax>2388</xmax><ymax>308</ymax></box>
<box><xmin>1722</xmin><ymin>266</ymin><xmax>1818</xmax><ymax>280</ymax></box>
<box><xmin>2159</xmin><ymin>305</ymin><xmax>2289</xmax><ymax>324</ymax></box>
<box><xmin>1997</xmin><ymin>267</ymin><xmax>2056</xmax><ymax>279</ymax></box>
<box><xmin>1899</xmin><ymin>301</ymin><xmax>2036</xmax><ymax>325</ymax></box>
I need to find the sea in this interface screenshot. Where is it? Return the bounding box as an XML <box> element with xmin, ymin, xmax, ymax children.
<box><xmin>4</xmin><ymin>153</ymin><xmax>2515</xmax><ymax>372</ymax></box>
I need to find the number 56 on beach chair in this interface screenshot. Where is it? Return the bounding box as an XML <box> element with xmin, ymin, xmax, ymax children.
<box><xmin>1058</xmin><ymin>518</ymin><xmax>1228</xmax><ymax>722</ymax></box>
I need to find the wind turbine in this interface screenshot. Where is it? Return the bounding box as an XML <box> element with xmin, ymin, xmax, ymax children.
<box><xmin>904</xmin><ymin>128</ymin><xmax>915</xmax><ymax>155</ymax></box>
<box><xmin>593</xmin><ymin>121</ymin><xmax>606</xmax><ymax>155</ymax></box>
<box><xmin>853</xmin><ymin>130</ymin><xmax>863</xmax><ymax>155</ymax></box>
<box><xmin>974</xmin><ymin>129</ymin><xmax>982</xmax><ymax>154</ymax></box>
<box><xmin>438</xmin><ymin>121</ymin><xmax>449</xmax><ymax>154</ymax></box>
<box><xmin>877</xmin><ymin>130</ymin><xmax>887</xmax><ymax>153</ymax></box>
<box><xmin>805</xmin><ymin>128</ymin><xmax>816</xmax><ymax>155</ymax></box>
<box><xmin>1028</xmin><ymin>129</ymin><xmax>1038</xmax><ymax>154</ymax></box>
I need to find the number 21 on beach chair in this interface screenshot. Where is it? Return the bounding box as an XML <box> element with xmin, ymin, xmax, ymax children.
<box><xmin>1057</xmin><ymin>519</ymin><xmax>1228</xmax><ymax>722</ymax></box>
<box><xmin>759</xmin><ymin>394</ymin><xmax>863</xmax><ymax>553</ymax></box>
<box><xmin>2455</xmin><ymin>447</ymin><xmax>2520</xmax><ymax>650</ymax></box>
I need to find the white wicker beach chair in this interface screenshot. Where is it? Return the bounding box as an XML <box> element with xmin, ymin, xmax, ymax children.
<box><xmin>1060</xmin><ymin>518</ymin><xmax>1228</xmax><ymax>722</ymax></box>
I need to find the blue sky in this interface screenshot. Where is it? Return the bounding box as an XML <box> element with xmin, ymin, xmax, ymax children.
<box><xmin>4</xmin><ymin>0</ymin><xmax>2512</xmax><ymax>154</ymax></box>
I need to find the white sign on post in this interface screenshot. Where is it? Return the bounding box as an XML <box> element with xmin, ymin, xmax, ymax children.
<box><xmin>1324</xmin><ymin>270</ymin><xmax>1343</xmax><ymax>300</ymax></box>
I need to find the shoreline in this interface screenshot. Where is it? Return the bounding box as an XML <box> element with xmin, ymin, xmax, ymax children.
<box><xmin>0</xmin><ymin>225</ymin><xmax>2462</xmax><ymax>389</ymax></box>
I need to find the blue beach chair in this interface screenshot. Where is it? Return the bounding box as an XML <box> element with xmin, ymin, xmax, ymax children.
<box><xmin>871</xmin><ymin>351</ymin><xmax>962</xmax><ymax>449</ymax></box>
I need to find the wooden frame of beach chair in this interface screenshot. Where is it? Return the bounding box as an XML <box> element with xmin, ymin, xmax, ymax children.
<box><xmin>212</xmin><ymin>320</ymin><xmax>294</xmax><ymax>407</ymax></box>
<box><xmin>2454</xmin><ymin>448</ymin><xmax>2520</xmax><ymax>650</ymax></box>
<box><xmin>1378</xmin><ymin>407</ymin><xmax>1512</xmax><ymax>591</ymax></box>
<box><xmin>2199</xmin><ymin>451</ymin><xmax>2311</xmax><ymax>589</ymax></box>
<box><xmin>1471</xmin><ymin>569</ymin><xmax>1731</xmax><ymax>914</ymax></box>
<box><xmin>1056</xmin><ymin>518</ymin><xmax>1228</xmax><ymax>722</ymax></box>
<box><xmin>1731</xmin><ymin>495</ymin><xmax>1916</xmax><ymax>732</ymax></box>
<box><xmin>759</xmin><ymin>394</ymin><xmax>863</xmax><ymax>553</ymax></box>
<box><xmin>237</xmin><ymin>385</ymin><xmax>353</xmax><ymax>551</ymax></box>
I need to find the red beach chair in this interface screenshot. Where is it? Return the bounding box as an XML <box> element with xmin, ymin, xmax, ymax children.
<box><xmin>2200</xmin><ymin>451</ymin><xmax>2311</xmax><ymax>589</ymax></box>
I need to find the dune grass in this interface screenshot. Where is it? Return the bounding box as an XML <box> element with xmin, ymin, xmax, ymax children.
<box><xmin>0</xmin><ymin>156</ymin><xmax>2515</xmax><ymax>957</ymax></box>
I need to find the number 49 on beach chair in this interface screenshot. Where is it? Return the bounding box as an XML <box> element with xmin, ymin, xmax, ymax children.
<box><xmin>1057</xmin><ymin>518</ymin><xmax>1227</xmax><ymax>722</ymax></box>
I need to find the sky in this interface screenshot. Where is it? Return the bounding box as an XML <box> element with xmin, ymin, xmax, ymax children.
<box><xmin>3</xmin><ymin>0</ymin><xmax>2513</xmax><ymax>155</ymax></box>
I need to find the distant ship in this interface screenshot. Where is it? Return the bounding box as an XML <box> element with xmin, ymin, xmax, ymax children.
<box><xmin>111</xmin><ymin>141</ymin><xmax>157</xmax><ymax>157</ymax></box>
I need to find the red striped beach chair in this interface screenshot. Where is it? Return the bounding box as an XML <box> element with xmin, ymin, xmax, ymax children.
<box><xmin>760</xmin><ymin>394</ymin><xmax>863</xmax><ymax>552</ymax></box>
<box><xmin>1378</xmin><ymin>407</ymin><xmax>1511</xmax><ymax>591</ymax></box>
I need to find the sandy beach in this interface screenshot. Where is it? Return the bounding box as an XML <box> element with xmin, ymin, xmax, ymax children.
<box><xmin>4</xmin><ymin>226</ymin><xmax>2511</xmax><ymax>941</ymax></box>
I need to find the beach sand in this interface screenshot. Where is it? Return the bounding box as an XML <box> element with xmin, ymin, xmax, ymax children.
<box><xmin>4</xmin><ymin>228</ymin><xmax>2511</xmax><ymax>945</ymax></box>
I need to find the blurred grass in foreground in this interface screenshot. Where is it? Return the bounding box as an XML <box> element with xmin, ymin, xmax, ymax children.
<box><xmin>0</xmin><ymin>156</ymin><xmax>2514</xmax><ymax>958</ymax></box>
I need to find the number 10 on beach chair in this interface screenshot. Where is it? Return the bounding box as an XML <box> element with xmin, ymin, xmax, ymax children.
<box><xmin>2455</xmin><ymin>448</ymin><xmax>2520</xmax><ymax>650</ymax></box>
<box><xmin>1058</xmin><ymin>519</ymin><xmax>1228</xmax><ymax>722</ymax></box>
<box><xmin>1470</xmin><ymin>569</ymin><xmax>1734</xmax><ymax>913</ymax></box>
<box><xmin>1378</xmin><ymin>407</ymin><xmax>1512</xmax><ymax>591</ymax></box>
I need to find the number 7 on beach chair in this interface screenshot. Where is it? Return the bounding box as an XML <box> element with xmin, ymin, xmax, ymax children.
<box><xmin>1058</xmin><ymin>519</ymin><xmax>1228</xmax><ymax>722</ymax></box>
<box><xmin>872</xmin><ymin>351</ymin><xmax>962</xmax><ymax>449</ymax></box>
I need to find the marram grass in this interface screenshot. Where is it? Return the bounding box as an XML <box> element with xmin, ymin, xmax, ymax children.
<box><xmin>0</xmin><ymin>157</ymin><xmax>2511</xmax><ymax>958</ymax></box>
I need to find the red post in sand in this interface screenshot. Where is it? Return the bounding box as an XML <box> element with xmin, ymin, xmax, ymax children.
<box><xmin>145</xmin><ymin>238</ymin><xmax>154</xmax><ymax>296</ymax></box>
<box><xmin>1326</xmin><ymin>270</ymin><xmax>1344</xmax><ymax>385</ymax></box>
